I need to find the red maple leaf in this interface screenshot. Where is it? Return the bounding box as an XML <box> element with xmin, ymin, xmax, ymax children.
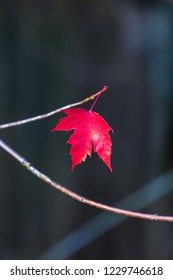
<box><xmin>51</xmin><ymin>107</ymin><xmax>113</xmax><ymax>172</ymax></box>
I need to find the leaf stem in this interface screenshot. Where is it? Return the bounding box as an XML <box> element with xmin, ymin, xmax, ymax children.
<box><xmin>2</xmin><ymin>86</ymin><xmax>173</xmax><ymax>222</ymax></box>
<box><xmin>0</xmin><ymin>86</ymin><xmax>108</xmax><ymax>130</ymax></box>
<box><xmin>90</xmin><ymin>85</ymin><xmax>108</xmax><ymax>111</ymax></box>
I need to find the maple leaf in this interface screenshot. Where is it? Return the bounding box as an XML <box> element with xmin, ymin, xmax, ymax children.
<box><xmin>51</xmin><ymin>108</ymin><xmax>113</xmax><ymax>172</ymax></box>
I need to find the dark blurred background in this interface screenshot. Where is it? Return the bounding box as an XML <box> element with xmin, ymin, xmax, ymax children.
<box><xmin>1</xmin><ymin>0</ymin><xmax>173</xmax><ymax>260</ymax></box>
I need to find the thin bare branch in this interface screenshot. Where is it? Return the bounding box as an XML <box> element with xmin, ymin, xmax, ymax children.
<box><xmin>0</xmin><ymin>86</ymin><xmax>108</xmax><ymax>130</ymax></box>
<box><xmin>1</xmin><ymin>138</ymin><xmax>173</xmax><ymax>222</ymax></box>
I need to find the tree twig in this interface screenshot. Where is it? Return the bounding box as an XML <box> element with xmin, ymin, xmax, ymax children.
<box><xmin>1</xmin><ymin>138</ymin><xmax>173</xmax><ymax>222</ymax></box>
<box><xmin>1</xmin><ymin>86</ymin><xmax>173</xmax><ymax>222</ymax></box>
<box><xmin>0</xmin><ymin>86</ymin><xmax>108</xmax><ymax>130</ymax></box>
